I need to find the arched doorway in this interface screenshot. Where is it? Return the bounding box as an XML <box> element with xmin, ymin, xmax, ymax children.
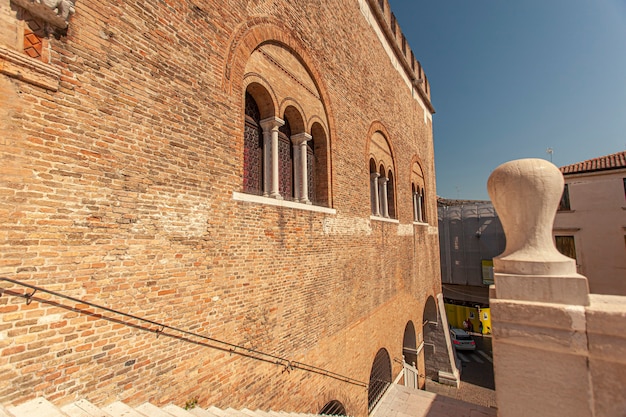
<box><xmin>402</xmin><ymin>321</ymin><xmax>417</xmax><ymax>367</ymax></box>
<box><xmin>367</xmin><ymin>348</ymin><xmax>392</xmax><ymax>413</ymax></box>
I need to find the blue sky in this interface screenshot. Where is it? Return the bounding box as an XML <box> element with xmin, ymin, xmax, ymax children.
<box><xmin>388</xmin><ymin>0</ymin><xmax>626</xmax><ymax>200</ymax></box>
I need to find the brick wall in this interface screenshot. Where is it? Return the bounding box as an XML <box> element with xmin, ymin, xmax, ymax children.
<box><xmin>0</xmin><ymin>0</ymin><xmax>443</xmax><ymax>415</ymax></box>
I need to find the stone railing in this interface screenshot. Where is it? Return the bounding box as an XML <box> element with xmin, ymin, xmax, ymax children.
<box><xmin>488</xmin><ymin>159</ymin><xmax>626</xmax><ymax>417</ymax></box>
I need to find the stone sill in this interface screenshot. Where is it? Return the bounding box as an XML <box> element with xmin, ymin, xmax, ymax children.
<box><xmin>370</xmin><ymin>215</ymin><xmax>399</xmax><ymax>224</ymax></box>
<box><xmin>232</xmin><ymin>191</ymin><xmax>336</xmax><ymax>215</ymax></box>
<box><xmin>0</xmin><ymin>45</ymin><xmax>60</xmax><ymax>91</ymax></box>
<box><xmin>413</xmin><ymin>221</ymin><xmax>429</xmax><ymax>227</ymax></box>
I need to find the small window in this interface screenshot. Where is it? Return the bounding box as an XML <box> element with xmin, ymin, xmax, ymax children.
<box><xmin>555</xmin><ymin>236</ymin><xmax>577</xmax><ymax>261</ymax></box>
<box><xmin>558</xmin><ymin>184</ymin><xmax>571</xmax><ymax>211</ymax></box>
<box><xmin>319</xmin><ymin>400</ymin><xmax>346</xmax><ymax>416</ymax></box>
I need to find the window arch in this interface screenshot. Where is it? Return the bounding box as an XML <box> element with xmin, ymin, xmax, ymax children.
<box><xmin>244</xmin><ymin>92</ymin><xmax>263</xmax><ymax>195</ymax></box>
<box><xmin>241</xmin><ymin>43</ymin><xmax>331</xmax><ymax>207</ymax></box>
<box><xmin>309</xmin><ymin>121</ymin><xmax>330</xmax><ymax>207</ymax></box>
<box><xmin>411</xmin><ymin>161</ymin><xmax>427</xmax><ymax>223</ymax></box>
<box><xmin>387</xmin><ymin>169</ymin><xmax>396</xmax><ymax>219</ymax></box>
<box><xmin>368</xmin><ymin>348</ymin><xmax>392</xmax><ymax>412</ymax></box>
<box><xmin>278</xmin><ymin>116</ymin><xmax>293</xmax><ymax>199</ymax></box>
<box><xmin>368</xmin><ymin>129</ymin><xmax>396</xmax><ymax>219</ymax></box>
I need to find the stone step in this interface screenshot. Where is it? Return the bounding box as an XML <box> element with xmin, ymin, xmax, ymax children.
<box><xmin>135</xmin><ymin>402</ymin><xmax>175</xmax><ymax>417</ymax></box>
<box><xmin>3</xmin><ymin>397</ymin><xmax>325</xmax><ymax>417</ymax></box>
<box><xmin>0</xmin><ymin>404</ymin><xmax>15</xmax><ymax>417</ymax></box>
<box><xmin>187</xmin><ymin>406</ymin><xmax>221</xmax><ymax>417</ymax></box>
<box><xmin>61</xmin><ymin>399</ymin><xmax>113</xmax><ymax>417</ymax></box>
<box><xmin>161</xmin><ymin>404</ymin><xmax>197</xmax><ymax>417</ymax></box>
<box><xmin>8</xmin><ymin>398</ymin><xmax>69</xmax><ymax>417</ymax></box>
<box><xmin>101</xmin><ymin>402</ymin><xmax>145</xmax><ymax>417</ymax></box>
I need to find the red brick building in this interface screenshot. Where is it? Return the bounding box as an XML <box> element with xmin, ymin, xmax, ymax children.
<box><xmin>0</xmin><ymin>0</ymin><xmax>453</xmax><ymax>415</ymax></box>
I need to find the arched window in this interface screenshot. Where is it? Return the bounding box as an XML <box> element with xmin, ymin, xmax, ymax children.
<box><xmin>368</xmin><ymin>129</ymin><xmax>395</xmax><ymax>219</ymax></box>
<box><xmin>244</xmin><ymin>92</ymin><xmax>263</xmax><ymax>195</ymax></box>
<box><xmin>319</xmin><ymin>400</ymin><xmax>347</xmax><ymax>416</ymax></box>
<box><xmin>242</xmin><ymin>44</ymin><xmax>331</xmax><ymax>206</ymax></box>
<box><xmin>306</xmin><ymin>137</ymin><xmax>316</xmax><ymax>203</ymax></box>
<box><xmin>411</xmin><ymin>161</ymin><xmax>427</xmax><ymax>223</ymax></box>
<box><xmin>387</xmin><ymin>169</ymin><xmax>395</xmax><ymax>219</ymax></box>
<box><xmin>278</xmin><ymin>117</ymin><xmax>293</xmax><ymax>199</ymax></box>
<box><xmin>370</xmin><ymin>159</ymin><xmax>380</xmax><ymax>216</ymax></box>
<box><xmin>310</xmin><ymin>122</ymin><xmax>329</xmax><ymax>207</ymax></box>
<box><xmin>368</xmin><ymin>348</ymin><xmax>392</xmax><ymax>412</ymax></box>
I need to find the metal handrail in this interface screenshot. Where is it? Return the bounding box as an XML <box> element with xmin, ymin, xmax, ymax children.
<box><xmin>0</xmin><ymin>277</ymin><xmax>368</xmax><ymax>388</ymax></box>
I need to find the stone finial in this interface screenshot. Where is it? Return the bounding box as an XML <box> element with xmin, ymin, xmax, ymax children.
<box><xmin>487</xmin><ymin>158</ymin><xmax>576</xmax><ymax>276</ymax></box>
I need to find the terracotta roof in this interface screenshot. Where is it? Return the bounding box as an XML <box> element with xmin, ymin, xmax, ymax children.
<box><xmin>559</xmin><ymin>151</ymin><xmax>626</xmax><ymax>175</ymax></box>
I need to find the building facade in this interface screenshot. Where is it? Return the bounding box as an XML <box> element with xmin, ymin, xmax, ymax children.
<box><xmin>554</xmin><ymin>151</ymin><xmax>626</xmax><ymax>295</ymax></box>
<box><xmin>437</xmin><ymin>199</ymin><xmax>505</xmax><ymax>330</ymax></box>
<box><xmin>0</xmin><ymin>0</ymin><xmax>452</xmax><ymax>415</ymax></box>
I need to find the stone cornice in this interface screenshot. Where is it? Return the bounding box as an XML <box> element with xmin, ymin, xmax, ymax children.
<box><xmin>0</xmin><ymin>45</ymin><xmax>60</xmax><ymax>90</ymax></box>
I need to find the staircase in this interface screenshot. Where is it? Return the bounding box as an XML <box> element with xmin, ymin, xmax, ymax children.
<box><xmin>1</xmin><ymin>398</ymin><xmax>327</xmax><ymax>417</ymax></box>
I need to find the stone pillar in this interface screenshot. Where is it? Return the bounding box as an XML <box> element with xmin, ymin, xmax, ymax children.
<box><xmin>291</xmin><ymin>132</ymin><xmax>312</xmax><ymax>204</ymax></box>
<box><xmin>370</xmin><ymin>172</ymin><xmax>380</xmax><ymax>216</ymax></box>
<box><xmin>379</xmin><ymin>176</ymin><xmax>389</xmax><ymax>218</ymax></box>
<box><xmin>260</xmin><ymin>117</ymin><xmax>284</xmax><ymax>199</ymax></box>
<box><xmin>487</xmin><ymin>158</ymin><xmax>592</xmax><ymax>417</ymax></box>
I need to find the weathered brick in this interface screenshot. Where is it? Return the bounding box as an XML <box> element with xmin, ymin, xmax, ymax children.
<box><xmin>0</xmin><ymin>0</ymin><xmax>443</xmax><ymax>415</ymax></box>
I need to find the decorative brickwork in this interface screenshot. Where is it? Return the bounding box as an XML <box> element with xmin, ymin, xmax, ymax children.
<box><xmin>22</xmin><ymin>28</ymin><xmax>42</xmax><ymax>59</ymax></box>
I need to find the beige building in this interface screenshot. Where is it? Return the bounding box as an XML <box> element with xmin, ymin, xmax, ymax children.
<box><xmin>553</xmin><ymin>151</ymin><xmax>626</xmax><ymax>295</ymax></box>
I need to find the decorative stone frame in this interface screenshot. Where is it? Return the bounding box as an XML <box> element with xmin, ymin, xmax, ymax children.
<box><xmin>0</xmin><ymin>0</ymin><xmax>76</xmax><ymax>91</ymax></box>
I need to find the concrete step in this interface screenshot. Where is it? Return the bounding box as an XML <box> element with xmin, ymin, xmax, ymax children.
<box><xmin>8</xmin><ymin>398</ymin><xmax>68</xmax><ymax>417</ymax></box>
<box><xmin>61</xmin><ymin>399</ymin><xmax>113</xmax><ymax>417</ymax></box>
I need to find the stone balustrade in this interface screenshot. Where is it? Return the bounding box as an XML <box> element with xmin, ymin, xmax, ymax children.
<box><xmin>488</xmin><ymin>158</ymin><xmax>626</xmax><ymax>417</ymax></box>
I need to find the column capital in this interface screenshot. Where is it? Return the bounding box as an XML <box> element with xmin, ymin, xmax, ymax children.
<box><xmin>291</xmin><ymin>132</ymin><xmax>312</xmax><ymax>145</ymax></box>
<box><xmin>370</xmin><ymin>172</ymin><xmax>380</xmax><ymax>180</ymax></box>
<box><xmin>259</xmin><ymin>116</ymin><xmax>285</xmax><ymax>131</ymax></box>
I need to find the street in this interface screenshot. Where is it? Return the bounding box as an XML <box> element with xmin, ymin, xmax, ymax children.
<box><xmin>425</xmin><ymin>335</ymin><xmax>497</xmax><ymax>409</ymax></box>
<box><xmin>456</xmin><ymin>335</ymin><xmax>494</xmax><ymax>390</ymax></box>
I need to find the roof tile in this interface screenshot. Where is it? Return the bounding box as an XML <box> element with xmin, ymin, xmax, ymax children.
<box><xmin>559</xmin><ymin>151</ymin><xmax>626</xmax><ymax>175</ymax></box>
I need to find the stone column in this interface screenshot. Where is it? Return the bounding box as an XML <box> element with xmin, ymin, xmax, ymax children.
<box><xmin>291</xmin><ymin>132</ymin><xmax>312</xmax><ymax>204</ymax></box>
<box><xmin>260</xmin><ymin>117</ymin><xmax>284</xmax><ymax>199</ymax></box>
<box><xmin>379</xmin><ymin>176</ymin><xmax>389</xmax><ymax>218</ymax></box>
<box><xmin>487</xmin><ymin>158</ymin><xmax>592</xmax><ymax>417</ymax></box>
<box><xmin>370</xmin><ymin>172</ymin><xmax>380</xmax><ymax>216</ymax></box>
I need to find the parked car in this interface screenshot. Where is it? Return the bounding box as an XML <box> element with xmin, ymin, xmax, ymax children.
<box><xmin>450</xmin><ymin>328</ymin><xmax>476</xmax><ymax>351</ymax></box>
